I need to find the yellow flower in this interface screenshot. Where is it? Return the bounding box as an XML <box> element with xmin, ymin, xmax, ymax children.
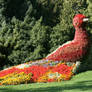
<box><xmin>37</xmin><ymin>75</ymin><xmax>48</xmax><ymax>83</ymax></box>
<box><xmin>0</xmin><ymin>72</ymin><xmax>32</xmax><ymax>85</ymax></box>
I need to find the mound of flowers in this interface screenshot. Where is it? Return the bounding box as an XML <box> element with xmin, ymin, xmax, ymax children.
<box><xmin>0</xmin><ymin>60</ymin><xmax>79</xmax><ymax>85</ymax></box>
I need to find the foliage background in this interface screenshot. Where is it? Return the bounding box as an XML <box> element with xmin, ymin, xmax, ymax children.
<box><xmin>0</xmin><ymin>0</ymin><xmax>91</xmax><ymax>71</ymax></box>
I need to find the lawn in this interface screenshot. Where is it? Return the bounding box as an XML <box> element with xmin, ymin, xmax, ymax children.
<box><xmin>0</xmin><ymin>71</ymin><xmax>92</xmax><ymax>92</ymax></box>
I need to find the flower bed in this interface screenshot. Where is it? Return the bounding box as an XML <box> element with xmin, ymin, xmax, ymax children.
<box><xmin>0</xmin><ymin>60</ymin><xmax>78</xmax><ymax>85</ymax></box>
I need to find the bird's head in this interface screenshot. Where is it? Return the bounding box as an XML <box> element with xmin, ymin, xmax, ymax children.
<box><xmin>73</xmin><ymin>14</ymin><xmax>88</xmax><ymax>28</ymax></box>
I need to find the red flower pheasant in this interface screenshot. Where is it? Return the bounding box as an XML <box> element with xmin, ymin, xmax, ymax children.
<box><xmin>45</xmin><ymin>14</ymin><xmax>90</xmax><ymax>62</ymax></box>
<box><xmin>0</xmin><ymin>14</ymin><xmax>90</xmax><ymax>85</ymax></box>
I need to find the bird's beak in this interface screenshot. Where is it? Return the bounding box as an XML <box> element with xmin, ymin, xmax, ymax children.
<box><xmin>83</xmin><ymin>18</ymin><xmax>88</xmax><ymax>22</ymax></box>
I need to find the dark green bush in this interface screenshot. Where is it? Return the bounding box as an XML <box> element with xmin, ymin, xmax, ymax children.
<box><xmin>0</xmin><ymin>0</ymin><xmax>92</xmax><ymax>72</ymax></box>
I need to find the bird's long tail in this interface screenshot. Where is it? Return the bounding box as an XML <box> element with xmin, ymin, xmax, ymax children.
<box><xmin>0</xmin><ymin>59</ymin><xmax>79</xmax><ymax>85</ymax></box>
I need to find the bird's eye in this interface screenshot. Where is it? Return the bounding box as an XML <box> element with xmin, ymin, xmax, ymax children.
<box><xmin>75</xmin><ymin>22</ymin><xmax>78</xmax><ymax>26</ymax></box>
<box><xmin>80</xmin><ymin>17</ymin><xmax>83</xmax><ymax>20</ymax></box>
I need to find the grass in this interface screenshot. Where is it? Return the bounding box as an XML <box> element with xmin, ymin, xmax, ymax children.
<box><xmin>0</xmin><ymin>71</ymin><xmax>92</xmax><ymax>92</ymax></box>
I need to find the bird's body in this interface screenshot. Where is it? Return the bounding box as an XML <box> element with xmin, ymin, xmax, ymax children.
<box><xmin>45</xmin><ymin>14</ymin><xmax>90</xmax><ymax>62</ymax></box>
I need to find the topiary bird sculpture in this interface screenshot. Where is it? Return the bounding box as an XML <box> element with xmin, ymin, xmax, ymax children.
<box><xmin>0</xmin><ymin>14</ymin><xmax>90</xmax><ymax>85</ymax></box>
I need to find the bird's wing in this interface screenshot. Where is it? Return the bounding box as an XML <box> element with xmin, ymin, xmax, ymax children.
<box><xmin>46</xmin><ymin>41</ymin><xmax>83</xmax><ymax>61</ymax></box>
<box><xmin>46</xmin><ymin>41</ymin><xmax>73</xmax><ymax>57</ymax></box>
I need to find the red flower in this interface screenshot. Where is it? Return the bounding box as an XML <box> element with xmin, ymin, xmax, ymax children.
<box><xmin>48</xmin><ymin>79</ymin><xmax>55</xmax><ymax>82</ymax></box>
<box><xmin>52</xmin><ymin>64</ymin><xmax>72</xmax><ymax>75</ymax></box>
<box><xmin>0</xmin><ymin>67</ymin><xmax>18</xmax><ymax>77</ymax></box>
